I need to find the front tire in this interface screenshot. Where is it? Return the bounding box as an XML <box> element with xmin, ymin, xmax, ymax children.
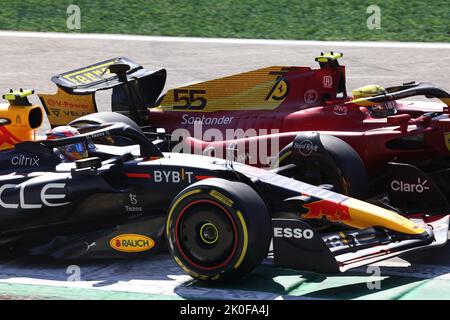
<box><xmin>272</xmin><ymin>134</ymin><xmax>368</xmax><ymax>198</ymax></box>
<box><xmin>166</xmin><ymin>178</ymin><xmax>271</xmax><ymax>282</ymax></box>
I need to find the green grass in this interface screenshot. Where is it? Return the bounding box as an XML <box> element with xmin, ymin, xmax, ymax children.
<box><xmin>0</xmin><ymin>0</ymin><xmax>448</xmax><ymax>42</ymax></box>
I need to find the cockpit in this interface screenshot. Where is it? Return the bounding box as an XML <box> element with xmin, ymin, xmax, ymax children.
<box><xmin>352</xmin><ymin>84</ymin><xmax>397</xmax><ymax>118</ymax></box>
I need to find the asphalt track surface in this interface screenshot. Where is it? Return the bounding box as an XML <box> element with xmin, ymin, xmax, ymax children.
<box><xmin>0</xmin><ymin>31</ymin><xmax>449</xmax><ymax>300</ymax></box>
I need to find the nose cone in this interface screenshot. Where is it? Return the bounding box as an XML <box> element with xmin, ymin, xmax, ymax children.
<box><xmin>342</xmin><ymin>198</ymin><xmax>426</xmax><ymax>235</ymax></box>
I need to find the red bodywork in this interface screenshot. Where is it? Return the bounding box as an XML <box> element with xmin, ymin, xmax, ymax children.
<box><xmin>147</xmin><ymin>60</ymin><xmax>450</xmax><ymax>177</ymax></box>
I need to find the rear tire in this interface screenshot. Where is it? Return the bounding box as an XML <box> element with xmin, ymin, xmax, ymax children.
<box><xmin>166</xmin><ymin>178</ymin><xmax>271</xmax><ymax>282</ymax></box>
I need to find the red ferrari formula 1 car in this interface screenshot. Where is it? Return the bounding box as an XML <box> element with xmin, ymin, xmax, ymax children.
<box><xmin>38</xmin><ymin>54</ymin><xmax>450</xmax><ymax>213</ymax></box>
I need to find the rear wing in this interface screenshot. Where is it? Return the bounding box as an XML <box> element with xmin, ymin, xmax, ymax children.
<box><xmin>39</xmin><ymin>53</ymin><xmax>347</xmax><ymax>127</ymax></box>
<box><xmin>50</xmin><ymin>57</ymin><xmax>143</xmax><ymax>93</ymax></box>
<box><xmin>38</xmin><ymin>57</ymin><xmax>167</xmax><ymax>127</ymax></box>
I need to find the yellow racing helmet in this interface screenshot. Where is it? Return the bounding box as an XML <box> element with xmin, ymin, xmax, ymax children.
<box><xmin>352</xmin><ymin>85</ymin><xmax>396</xmax><ymax>118</ymax></box>
<box><xmin>352</xmin><ymin>84</ymin><xmax>386</xmax><ymax>99</ymax></box>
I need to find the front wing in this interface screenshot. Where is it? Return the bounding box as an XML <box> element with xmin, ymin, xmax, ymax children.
<box><xmin>272</xmin><ymin>215</ymin><xmax>449</xmax><ymax>273</ymax></box>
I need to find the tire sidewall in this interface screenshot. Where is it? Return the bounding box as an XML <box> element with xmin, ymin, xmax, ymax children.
<box><xmin>272</xmin><ymin>135</ymin><xmax>368</xmax><ymax>198</ymax></box>
<box><xmin>166</xmin><ymin>178</ymin><xmax>271</xmax><ymax>281</ymax></box>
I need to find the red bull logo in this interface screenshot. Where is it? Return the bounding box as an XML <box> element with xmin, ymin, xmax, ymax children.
<box><xmin>302</xmin><ymin>199</ymin><xmax>352</xmax><ymax>222</ymax></box>
<box><xmin>0</xmin><ymin>126</ymin><xmax>22</xmax><ymax>150</ymax></box>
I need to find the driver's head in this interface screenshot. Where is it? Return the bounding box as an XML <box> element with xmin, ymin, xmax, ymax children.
<box><xmin>352</xmin><ymin>84</ymin><xmax>396</xmax><ymax>118</ymax></box>
<box><xmin>46</xmin><ymin>126</ymin><xmax>88</xmax><ymax>161</ymax></box>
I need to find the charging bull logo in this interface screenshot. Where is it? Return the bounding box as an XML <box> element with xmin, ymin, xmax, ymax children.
<box><xmin>0</xmin><ymin>126</ymin><xmax>22</xmax><ymax>150</ymax></box>
<box><xmin>302</xmin><ymin>198</ymin><xmax>352</xmax><ymax>222</ymax></box>
<box><xmin>110</xmin><ymin>234</ymin><xmax>155</xmax><ymax>252</ymax></box>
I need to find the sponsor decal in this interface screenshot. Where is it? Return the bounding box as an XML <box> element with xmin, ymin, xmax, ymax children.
<box><xmin>391</xmin><ymin>178</ymin><xmax>430</xmax><ymax>193</ymax></box>
<box><xmin>209</xmin><ymin>190</ymin><xmax>234</xmax><ymax>207</ymax></box>
<box><xmin>46</xmin><ymin>99</ymin><xmax>90</xmax><ymax>110</ymax></box>
<box><xmin>302</xmin><ymin>199</ymin><xmax>352</xmax><ymax>222</ymax></box>
<box><xmin>266</xmin><ymin>79</ymin><xmax>289</xmax><ymax>101</ymax></box>
<box><xmin>0</xmin><ymin>183</ymin><xmax>69</xmax><ymax>209</ymax></box>
<box><xmin>293</xmin><ymin>139</ymin><xmax>318</xmax><ymax>156</ymax></box>
<box><xmin>125</xmin><ymin>193</ymin><xmax>143</xmax><ymax>212</ymax></box>
<box><xmin>86</xmin><ymin>241</ymin><xmax>96</xmax><ymax>251</ymax></box>
<box><xmin>127</xmin><ymin>170</ymin><xmax>198</xmax><ymax>184</ymax></box>
<box><xmin>49</xmin><ymin>108</ymin><xmax>90</xmax><ymax>118</ymax></box>
<box><xmin>304</xmin><ymin>89</ymin><xmax>318</xmax><ymax>104</ymax></box>
<box><xmin>110</xmin><ymin>234</ymin><xmax>155</xmax><ymax>252</ymax></box>
<box><xmin>62</xmin><ymin>61</ymin><xmax>115</xmax><ymax>86</ymax></box>
<box><xmin>11</xmin><ymin>155</ymin><xmax>40</xmax><ymax>167</ymax></box>
<box><xmin>39</xmin><ymin>88</ymin><xmax>96</xmax><ymax>126</ymax></box>
<box><xmin>273</xmin><ymin>227</ymin><xmax>314</xmax><ymax>239</ymax></box>
<box><xmin>323</xmin><ymin>75</ymin><xmax>333</xmax><ymax>88</ymax></box>
<box><xmin>129</xmin><ymin>193</ymin><xmax>137</xmax><ymax>205</ymax></box>
<box><xmin>154</xmin><ymin>169</ymin><xmax>194</xmax><ymax>183</ymax></box>
<box><xmin>181</xmin><ymin>114</ymin><xmax>234</xmax><ymax>125</ymax></box>
<box><xmin>89</xmin><ymin>131</ymin><xmax>109</xmax><ymax>139</ymax></box>
<box><xmin>445</xmin><ymin>132</ymin><xmax>450</xmax><ymax>151</ymax></box>
<box><xmin>333</xmin><ymin>105</ymin><xmax>348</xmax><ymax>116</ymax></box>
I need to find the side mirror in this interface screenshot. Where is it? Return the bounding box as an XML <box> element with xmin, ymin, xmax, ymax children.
<box><xmin>75</xmin><ymin>157</ymin><xmax>102</xmax><ymax>170</ymax></box>
<box><xmin>387</xmin><ymin>114</ymin><xmax>411</xmax><ymax>131</ymax></box>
